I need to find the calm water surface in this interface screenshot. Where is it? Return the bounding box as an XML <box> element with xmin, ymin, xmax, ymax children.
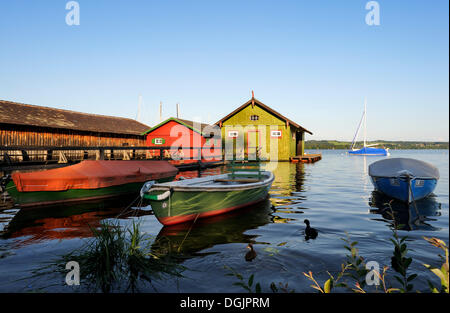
<box><xmin>0</xmin><ymin>150</ymin><xmax>448</xmax><ymax>292</ymax></box>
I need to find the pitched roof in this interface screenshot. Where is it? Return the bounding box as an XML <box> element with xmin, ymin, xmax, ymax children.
<box><xmin>215</xmin><ymin>97</ymin><xmax>313</xmax><ymax>135</ymax></box>
<box><xmin>142</xmin><ymin>117</ymin><xmax>214</xmax><ymax>136</ymax></box>
<box><xmin>0</xmin><ymin>100</ymin><xmax>150</xmax><ymax>136</ymax></box>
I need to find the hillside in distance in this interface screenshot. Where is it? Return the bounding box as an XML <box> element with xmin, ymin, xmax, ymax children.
<box><xmin>305</xmin><ymin>140</ymin><xmax>449</xmax><ymax>150</ymax></box>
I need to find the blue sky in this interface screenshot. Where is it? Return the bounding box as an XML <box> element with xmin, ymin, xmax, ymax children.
<box><xmin>0</xmin><ymin>0</ymin><xmax>448</xmax><ymax>141</ymax></box>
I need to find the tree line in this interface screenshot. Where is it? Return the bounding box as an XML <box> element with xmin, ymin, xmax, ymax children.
<box><xmin>305</xmin><ymin>140</ymin><xmax>449</xmax><ymax>150</ymax></box>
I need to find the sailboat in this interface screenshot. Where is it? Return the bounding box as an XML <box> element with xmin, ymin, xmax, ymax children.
<box><xmin>348</xmin><ymin>99</ymin><xmax>389</xmax><ymax>156</ymax></box>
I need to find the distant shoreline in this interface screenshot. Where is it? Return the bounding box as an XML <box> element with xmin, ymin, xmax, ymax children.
<box><xmin>305</xmin><ymin>140</ymin><xmax>449</xmax><ymax>150</ymax></box>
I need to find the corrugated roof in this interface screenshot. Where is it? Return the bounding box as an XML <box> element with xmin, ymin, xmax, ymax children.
<box><xmin>215</xmin><ymin>97</ymin><xmax>313</xmax><ymax>135</ymax></box>
<box><xmin>0</xmin><ymin>100</ymin><xmax>150</xmax><ymax>136</ymax></box>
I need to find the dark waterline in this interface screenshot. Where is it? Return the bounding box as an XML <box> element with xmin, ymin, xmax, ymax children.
<box><xmin>0</xmin><ymin>150</ymin><xmax>448</xmax><ymax>292</ymax></box>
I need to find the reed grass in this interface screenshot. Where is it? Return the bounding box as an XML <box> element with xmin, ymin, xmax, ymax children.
<box><xmin>29</xmin><ymin>219</ymin><xmax>186</xmax><ymax>293</ymax></box>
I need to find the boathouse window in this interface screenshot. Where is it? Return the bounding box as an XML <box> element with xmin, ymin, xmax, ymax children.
<box><xmin>153</xmin><ymin>138</ymin><xmax>164</xmax><ymax>145</ymax></box>
<box><xmin>228</xmin><ymin>131</ymin><xmax>238</xmax><ymax>138</ymax></box>
<box><xmin>250</xmin><ymin>115</ymin><xmax>259</xmax><ymax>121</ymax></box>
<box><xmin>271</xmin><ymin>130</ymin><xmax>282</xmax><ymax>138</ymax></box>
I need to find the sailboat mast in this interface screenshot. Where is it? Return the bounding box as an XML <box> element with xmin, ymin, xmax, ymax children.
<box><xmin>363</xmin><ymin>98</ymin><xmax>367</xmax><ymax>148</ymax></box>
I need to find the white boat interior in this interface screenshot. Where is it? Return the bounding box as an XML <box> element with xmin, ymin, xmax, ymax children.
<box><xmin>146</xmin><ymin>171</ymin><xmax>274</xmax><ymax>191</ymax></box>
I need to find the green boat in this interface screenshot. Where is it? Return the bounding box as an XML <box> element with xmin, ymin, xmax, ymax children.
<box><xmin>4</xmin><ymin>160</ymin><xmax>178</xmax><ymax>208</ymax></box>
<box><xmin>141</xmin><ymin>169</ymin><xmax>274</xmax><ymax>226</ymax></box>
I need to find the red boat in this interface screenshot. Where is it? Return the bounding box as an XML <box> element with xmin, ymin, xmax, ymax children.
<box><xmin>6</xmin><ymin>160</ymin><xmax>178</xmax><ymax>207</ymax></box>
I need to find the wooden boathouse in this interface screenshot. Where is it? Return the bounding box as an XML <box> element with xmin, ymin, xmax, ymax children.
<box><xmin>142</xmin><ymin>117</ymin><xmax>222</xmax><ymax>162</ymax></box>
<box><xmin>0</xmin><ymin>100</ymin><xmax>149</xmax><ymax>147</ymax></box>
<box><xmin>216</xmin><ymin>94</ymin><xmax>314</xmax><ymax>161</ymax></box>
<box><xmin>0</xmin><ymin>100</ymin><xmax>150</xmax><ymax>162</ymax></box>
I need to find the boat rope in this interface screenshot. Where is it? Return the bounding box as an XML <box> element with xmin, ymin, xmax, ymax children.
<box><xmin>177</xmin><ymin>213</ymin><xmax>200</xmax><ymax>253</ymax></box>
<box><xmin>168</xmin><ymin>188</ymin><xmax>171</xmax><ymax>217</ymax></box>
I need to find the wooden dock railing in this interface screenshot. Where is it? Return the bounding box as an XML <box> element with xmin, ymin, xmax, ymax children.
<box><xmin>0</xmin><ymin>146</ymin><xmax>223</xmax><ymax>171</ymax></box>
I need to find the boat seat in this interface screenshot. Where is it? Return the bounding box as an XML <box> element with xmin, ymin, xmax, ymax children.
<box><xmin>214</xmin><ymin>178</ymin><xmax>260</xmax><ymax>183</ymax></box>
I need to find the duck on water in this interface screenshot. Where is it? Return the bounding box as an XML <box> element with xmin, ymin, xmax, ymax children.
<box><xmin>245</xmin><ymin>243</ymin><xmax>257</xmax><ymax>262</ymax></box>
<box><xmin>304</xmin><ymin>219</ymin><xmax>318</xmax><ymax>240</ymax></box>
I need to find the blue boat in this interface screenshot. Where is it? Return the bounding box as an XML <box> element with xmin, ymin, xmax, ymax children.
<box><xmin>348</xmin><ymin>98</ymin><xmax>389</xmax><ymax>156</ymax></box>
<box><xmin>349</xmin><ymin>147</ymin><xmax>388</xmax><ymax>156</ymax></box>
<box><xmin>368</xmin><ymin>158</ymin><xmax>440</xmax><ymax>203</ymax></box>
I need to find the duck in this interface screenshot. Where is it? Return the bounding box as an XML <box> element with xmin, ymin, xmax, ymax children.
<box><xmin>245</xmin><ymin>243</ymin><xmax>257</xmax><ymax>262</ymax></box>
<box><xmin>304</xmin><ymin>219</ymin><xmax>318</xmax><ymax>239</ymax></box>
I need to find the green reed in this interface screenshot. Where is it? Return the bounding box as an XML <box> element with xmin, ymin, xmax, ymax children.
<box><xmin>29</xmin><ymin>219</ymin><xmax>185</xmax><ymax>293</ymax></box>
<box><xmin>302</xmin><ymin>201</ymin><xmax>447</xmax><ymax>293</ymax></box>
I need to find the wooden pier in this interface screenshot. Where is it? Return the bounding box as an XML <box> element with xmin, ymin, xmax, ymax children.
<box><xmin>290</xmin><ymin>153</ymin><xmax>322</xmax><ymax>163</ymax></box>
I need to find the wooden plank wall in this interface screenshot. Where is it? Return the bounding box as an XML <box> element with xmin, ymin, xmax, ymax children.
<box><xmin>0</xmin><ymin>125</ymin><xmax>146</xmax><ymax>147</ymax></box>
<box><xmin>0</xmin><ymin>124</ymin><xmax>147</xmax><ymax>161</ymax></box>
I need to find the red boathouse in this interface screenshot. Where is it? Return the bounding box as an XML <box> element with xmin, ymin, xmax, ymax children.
<box><xmin>142</xmin><ymin>117</ymin><xmax>222</xmax><ymax>164</ymax></box>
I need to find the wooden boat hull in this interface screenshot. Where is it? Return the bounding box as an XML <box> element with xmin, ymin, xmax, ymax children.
<box><xmin>7</xmin><ymin>176</ymin><xmax>176</xmax><ymax>208</ymax></box>
<box><xmin>142</xmin><ymin>172</ymin><xmax>274</xmax><ymax>226</ymax></box>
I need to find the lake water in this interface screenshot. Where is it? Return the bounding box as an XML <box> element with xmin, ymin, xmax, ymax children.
<box><xmin>0</xmin><ymin>150</ymin><xmax>448</xmax><ymax>293</ymax></box>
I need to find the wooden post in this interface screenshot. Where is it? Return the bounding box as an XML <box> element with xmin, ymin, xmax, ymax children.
<box><xmin>3</xmin><ymin>153</ymin><xmax>12</xmax><ymax>165</ymax></box>
<box><xmin>46</xmin><ymin>150</ymin><xmax>53</xmax><ymax>161</ymax></box>
<box><xmin>99</xmin><ymin>149</ymin><xmax>105</xmax><ymax>160</ymax></box>
<box><xmin>296</xmin><ymin>132</ymin><xmax>305</xmax><ymax>156</ymax></box>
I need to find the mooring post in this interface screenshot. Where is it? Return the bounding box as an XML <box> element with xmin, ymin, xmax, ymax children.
<box><xmin>21</xmin><ymin>150</ymin><xmax>30</xmax><ymax>162</ymax></box>
<box><xmin>3</xmin><ymin>152</ymin><xmax>12</xmax><ymax>166</ymax></box>
<box><xmin>46</xmin><ymin>150</ymin><xmax>53</xmax><ymax>161</ymax></box>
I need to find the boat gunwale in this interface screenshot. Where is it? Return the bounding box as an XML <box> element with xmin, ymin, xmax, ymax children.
<box><xmin>148</xmin><ymin>171</ymin><xmax>274</xmax><ymax>192</ymax></box>
<box><xmin>370</xmin><ymin>175</ymin><xmax>438</xmax><ymax>180</ymax></box>
<box><xmin>368</xmin><ymin>158</ymin><xmax>440</xmax><ymax>180</ymax></box>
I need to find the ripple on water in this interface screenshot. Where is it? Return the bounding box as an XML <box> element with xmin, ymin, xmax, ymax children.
<box><xmin>0</xmin><ymin>150</ymin><xmax>448</xmax><ymax>292</ymax></box>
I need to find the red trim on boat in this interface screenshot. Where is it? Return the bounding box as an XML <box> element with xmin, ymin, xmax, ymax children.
<box><xmin>156</xmin><ymin>198</ymin><xmax>266</xmax><ymax>226</ymax></box>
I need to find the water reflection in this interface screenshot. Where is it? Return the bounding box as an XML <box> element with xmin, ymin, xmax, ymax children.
<box><xmin>369</xmin><ymin>191</ymin><xmax>441</xmax><ymax>231</ymax></box>
<box><xmin>175</xmin><ymin>166</ymin><xmax>223</xmax><ymax>180</ymax></box>
<box><xmin>151</xmin><ymin>199</ymin><xmax>274</xmax><ymax>258</ymax></box>
<box><xmin>1</xmin><ymin>196</ymin><xmax>151</xmax><ymax>247</ymax></box>
<box><xmin>269</xmin><ymin>163</ymin><xmax>307</xmax><ymax>221</ymax></box>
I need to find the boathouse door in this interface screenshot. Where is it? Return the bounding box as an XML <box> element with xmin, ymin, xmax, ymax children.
<box><xmin>296</xmin><ymin>131</ymin><xmax>304</xmax><ymax>156</ymax></box>
<box><xmin>247</xmin><ymin>130</ymin><xmax>260</xmax><ymax>160</ymax></box>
